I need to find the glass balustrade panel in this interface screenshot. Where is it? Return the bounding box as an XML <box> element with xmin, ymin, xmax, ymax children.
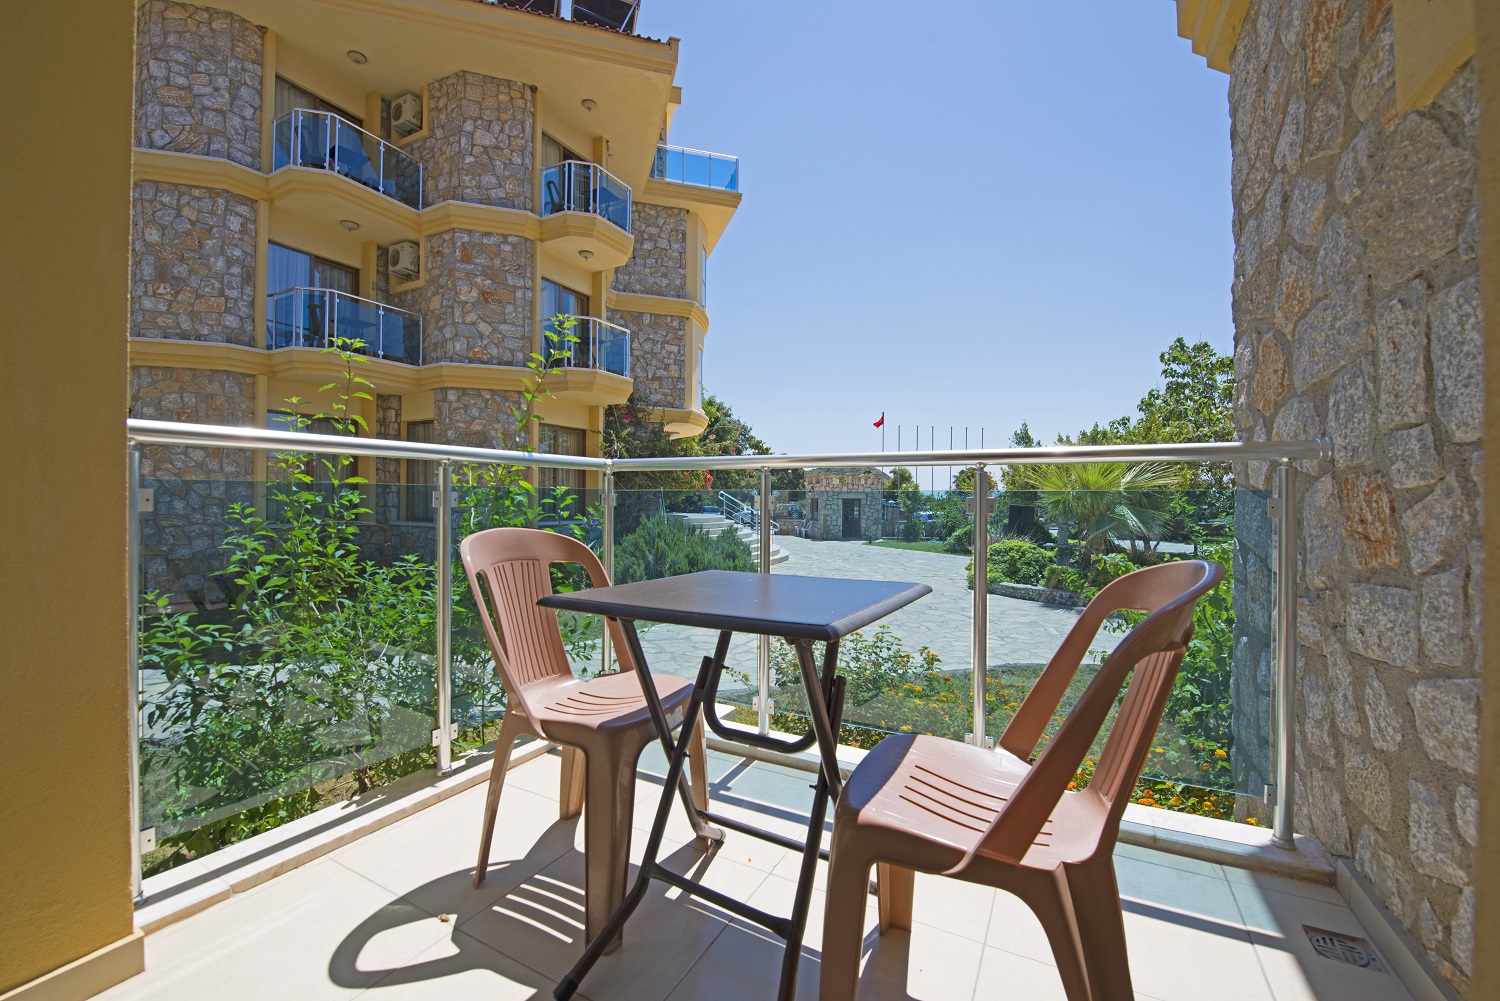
<box><xmin>596</xmin><ymin>326</ymin><xmax>629</xmax><ymax>377</ymax></box>
<box><xmin>594</xmin><ymin>167</ymin><xmax>631</xmax><ymax>232</ymax></box>
<box><xmin>136</xmin><ymin>461</ymin><xmax>437</xmax><ymax>876</ymax></box>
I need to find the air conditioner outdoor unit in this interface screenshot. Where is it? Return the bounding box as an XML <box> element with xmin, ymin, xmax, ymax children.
<box><xmin>388</xmin><ymin>241</ymin><xmax>421</xmax><ymax>281</ymax></box>
<box><xmin>391</xmin><ymin>93</ymin><xmax>422</xmax><ymax>135</ymax></box>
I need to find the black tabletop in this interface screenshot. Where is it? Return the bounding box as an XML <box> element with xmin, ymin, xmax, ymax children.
<box><xmin>538</xmin><ymin>570</ymin><xmax>931</xmax><ymax>642</ymax></box>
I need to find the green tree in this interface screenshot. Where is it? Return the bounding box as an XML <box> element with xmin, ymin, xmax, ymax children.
<box><xmin>1012</xmin><ymin>461</ymin><xmax>1184</xmax><ymax>563</ymax></box>
<box><xmin>884</xmin><ymin>466</ymin><xmax>917</xmax><ymax>499</ymax></box>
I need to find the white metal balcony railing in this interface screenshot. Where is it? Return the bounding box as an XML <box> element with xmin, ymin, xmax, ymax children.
<box><xmin>543</xmin><ymin>316</ymin><xmax>630</xmax><ymax>378</ymax></box>
<box><xmin>271</xmin><ymin>109</ymin><xmax>424</xmax><ymax>210</ymax></box>
<box><xmin>651</xmin><ymin>143</ymin><xmax>741</xmax><ymax>193</ymax></box>
<box><xmin>266</xmin><ymin>287</ymin><xmax>422</xmax><ymax>365</ymax></box>
<box><xmin>541</xmin><ymin>160</ymin><xmax>632</xmax><ymax>232</ymax></box>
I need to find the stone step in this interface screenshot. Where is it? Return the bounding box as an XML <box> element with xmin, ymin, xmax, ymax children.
<box><xmin>664</xmin><ymin>513</ymin><xmax>787</xmax><ymax>565</ymax></box>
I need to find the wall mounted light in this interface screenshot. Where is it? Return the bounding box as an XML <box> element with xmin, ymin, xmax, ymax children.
<box><xmin>581</xmin><ymin>98</ymin><xmax>597</xmax><ymax>112</ymax></box>
<box><xmin>339</xmin><ymin>219</ymin><xmax>361</xmax><ymax>233</ymax></box>
<box><xmin>346</xmin><ymin>49</ymin><xmax>368</xmax><ymax>65</ymax></box>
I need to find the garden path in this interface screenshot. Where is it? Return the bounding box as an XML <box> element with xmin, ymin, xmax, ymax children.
<box><xmin>623</xmin><ymin>537</ymin><xmax>1125</xmax><ymax>691</ymax></box>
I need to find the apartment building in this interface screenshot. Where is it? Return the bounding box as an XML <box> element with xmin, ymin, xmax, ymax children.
<box><xmin>129</xmin><ymin>0</ymin><xmax>740</xmax><ymax>561</ymax></box>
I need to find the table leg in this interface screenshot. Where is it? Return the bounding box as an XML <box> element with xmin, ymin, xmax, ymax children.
<box><xmin>793</xmin><ymin>639</ymin><xmax>845</xmax><ymax>800</ymax></box>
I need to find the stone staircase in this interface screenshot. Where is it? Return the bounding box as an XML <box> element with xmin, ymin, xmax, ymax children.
<box><xmin>669</xmin><ymin>512</ymin><xmax>789</xmax><ymax>566</ymax></box>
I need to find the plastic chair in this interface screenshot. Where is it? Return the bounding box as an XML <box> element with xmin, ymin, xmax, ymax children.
<box><xmin>819</xmin><ymin>560</ymin><xmax>1224</xmax><ymax>1001</ymax></box>
<box><xmin>460</xmin><ymin>527</ymin><xmax>709</xmax><ymax>948</ymax></box>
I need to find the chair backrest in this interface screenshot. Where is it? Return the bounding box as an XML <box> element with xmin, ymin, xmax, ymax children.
<box><xmin>959</xmin><ymin>559</ymin><xmax>1224</xmax><ymax>870</ymax></box>
<box><xmin>459</xmin><ymin>527</ymin><xmax>635</xmax><ymax>720</ymax></box>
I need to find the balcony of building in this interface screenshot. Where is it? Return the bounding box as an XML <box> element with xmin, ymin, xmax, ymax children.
<box><xmin>272</xmin><ymin>110</ymin><xmax>424</xmax><ymax>210</ymax></box>
<box><xmin>651</xmin><ymin>144</ymin><xmax>741</xmax><ymax>193</ymax></box>
<box><xmin>541</xmin><ymin>160</ymin><xmax>635</xmax><ymax>269</ymax></box>
<box><xmin>102</xmin><ymin>423</ymin><xmax>1430</xmax><ymax>1001</ymax></box>
<box><xmin>266</xmin><ymin>287</ymin><xmax>423</xmax><ymax>365</ymax></box>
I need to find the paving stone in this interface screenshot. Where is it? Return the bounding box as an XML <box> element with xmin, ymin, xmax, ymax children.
<box><xmin>1293</xmin><ymin>280</ymin><xmax>1368</xmax><ymax>390</ymax></box>
<box><xmin>1341</xmin><ymin>474</ymin><xmax>1400</xmax><ymax>570</ymax></box>
<box><xmin>1386</xmin><ymin>424</ymin><xmax>1443</xmax><ymax>489</ymax></box>
<box><xmin>1374</xmin><ymin>280</ymin><xmax>1430</xmax><ymax>431</ymax></box>
<box><xmin>1430</xmin><ymin>276</ymin><xmax>1484</xmax><ymax>444</ymax></box>
<box><xmin>1350</xmin><ymin>115</ymin><xmax>1474</xmax><ymax>289</ymax></box>
<box><xmin>1409</xmin><ymin>678</ymin><xmax>1480</xmax><ymax>775</ymax></box>
<box><xmin>1328</xmin><ymin>359</ymin><xmax>1374</xmax><ymax>466</ymax></box>
<box><xmin>1401</xmin><ymin>474</ymin><xmax>1469</xmax><ymax>575</ymax></box>
<box><xmin>1420</xmin><ymin>568</ymin><xmax>1467</xmax><ymax>667</ymax></box>
<box><xmin>1409</xmin><ymin>778</ymin><xmax>1470</xmax><ymax>885</ymax></box>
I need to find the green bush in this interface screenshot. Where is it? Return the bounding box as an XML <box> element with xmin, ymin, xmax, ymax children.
<box><xmin>942</xmin><ymin>527</ymin><xmax>973</xmax><ymax>554</ymax></box>
<box><xmin>613</xmin><ymin>515</ymin><xmax>754</xmax><ymax>583</ymax></box>
<box><xmin>968</xmin><ymin>539</ymin><xmax>1055</xmax><ymax>588</ymax></box>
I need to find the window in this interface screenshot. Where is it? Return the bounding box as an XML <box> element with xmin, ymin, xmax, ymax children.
<box><xmin>274</xmin><ymin>76</ymin><xmax>361</xmax><ymax>126</ymax></box>
<box><xmin>403</xmin><ymin>420</ymin><xmax>436</xmax><ymax>522</ymax></box>
<box><xmin>537</xmin><ymin>423</ymin><xmax>586</xmax><ymax>497</ymax></box>
<box><xmin>266</xmin><ymin>243</ymin><xmax>360</xmax><ymax>350</ymax></box>
<box><xmin>265</xmin><ymin>411</ymin><xmax>355</xmax><ymax>519</ymax></box>
<box><xmin>541</xmin><ymin>279</ymin><xmax>590</xmax><ymax>366</ymax></box>
<box><xmin>540</xmin><ymin>133</ymin><xmax>582</xmax><ymax>168</ymax></box>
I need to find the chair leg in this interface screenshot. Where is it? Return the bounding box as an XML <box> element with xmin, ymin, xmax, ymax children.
<box><xmin>1019</xmin><ymin>870</ymin><xmax>1093</xmax><ymax>1001</ymax></box>
<box><xmin>473</xmin><ymin>711</ymin><xmax>525</xmax><ymax>889</ymax></box>
<box><xmin>559</xmin><ymin>746</ymin><xmax>586</xmax><ymax>820</ymax></box>
<box><xmin>688</xmin><ymin>715</ymin><xmax>710</xmax><ymax>826</ymax></box>
<box><xmin>875</xmin><ymin>862</ymin><xmax>914</xmax><ymax>933</ymax></box>
<box><xmin>820</xmin><ymin>845</ymin><xmax>872</xmax><ymax>1001</ymax></box>
<box><xmin>582</xmin><ymin>747</ymin><xmax>637</xmax><ymax>953</ymax></box>
<box><xmin>1064</xmin><ymin>861</ymin><xmax>1133</xmax><ymax>1001</ymax></box>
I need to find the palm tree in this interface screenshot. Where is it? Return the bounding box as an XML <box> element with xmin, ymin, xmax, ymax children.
<box><xmin>1011</xmin><ymin>462</ymin><xmax>1184</xmax><ymax>564</ymax></box>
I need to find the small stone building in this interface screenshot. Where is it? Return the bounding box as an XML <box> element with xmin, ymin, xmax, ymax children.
<box><xmin>804</xmin><ymin>469</ymin><xmax>889</xmax><ymax>540</ymax></box>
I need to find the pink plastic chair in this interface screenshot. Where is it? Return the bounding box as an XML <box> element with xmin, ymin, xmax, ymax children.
<box><xmin>819</xmin><ymin>560</ymin><xmax>1224</xmax><ymax>1000</ymax></box>
<box><xmin>460</xmin><ymin>527</ymin><xmax>709</xmax><ymax>948</ymax></box>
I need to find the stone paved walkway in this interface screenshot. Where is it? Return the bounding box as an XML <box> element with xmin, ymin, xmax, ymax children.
<box><xmin>620</xmin><ymin>537</ymin><xmax>1123</xmax><ymax>689</ymax></box>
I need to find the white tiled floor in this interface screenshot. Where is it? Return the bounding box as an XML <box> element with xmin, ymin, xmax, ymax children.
<box><xmin>100</xmin><ymin>749</ymin><xmax>1415</xmax><ymax>1001</ymax></box>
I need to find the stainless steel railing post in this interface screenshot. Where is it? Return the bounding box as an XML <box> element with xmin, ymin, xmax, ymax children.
<box><xmin>435</xmin><ymin>459</ymin><xmax>454</xmax><ymax>776</ymax></box>
<box><xmin>758</xmin><ymin>467</ymin><xmax>773</xmax><ymax>736</ymax></box>
<box><xmin>968</xmin><ymin>466</ymin><xmax>990</xmax><ymax>748</ymax></box>
<box><xmin>601</xmin><ymin>467</ymin><xmax>615</xmax><ymax>673</ymax></box>
<box><xmin>128</xmin><ymin>445</ymin><xmax>144</xmax><ymax>904</ymax></box>
<box><xmin>1271</xmin><ymin>459</ymin><xmax>1299</xmax><ymax>848</ymax></box>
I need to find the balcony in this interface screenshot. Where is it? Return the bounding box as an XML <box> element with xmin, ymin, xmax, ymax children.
<box><xmin>266</xmin><ymin>287</ymin><xmax>422</xmax><ymax>365</ymax></box>
<box><xmin>651</xmin><ymin>143</ymin><xmax>741</xmax><ymax>193</ymax></box>
<box><xmin>112</xmin><ymin>423</ymin><xmax>1422</xmax><ymax>1001</ymax></box>
<box><xmin>543</xmin><ymin>160</ymin><xmax>632</xmax><ymax>232</ymax></box>
<box><xmin>272</xmin><ymin>109</ymin><xmax>424</xmax><ymax>210</ymax></box>
<box><xmin>546</xmin><ymin>316</ymin><xmax>631</xmax><ymax>378</ymax></box>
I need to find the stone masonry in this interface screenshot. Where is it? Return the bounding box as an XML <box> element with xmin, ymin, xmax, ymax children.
<box><xmin>1228</xmin><ymin>0</ymin><xmax>1482</xmax><ymax>991</ymax></box>
<box><xmin>433</xmin><ymin>388</ymin><xmax>523</xmax><ymax>450</ymax></box>
<box><xmin>132</xmin><ymin>181</ymin><xmax>258</xmax><ymax>345</ymax></box>
<box><xmin>131</xmin><ymin>367</ymin><xmax>257</xmax><ymax>597</ymax></box>
<box><xmin>375</xmin><ymin>393</ymin><xmax>402</xmax><ymax>525</ymax></box>
<box><xmin>421</xmin><ymin>230</ymin><xmax>534</xmax><ymax>365</ymax></box>
<box><xmin>407</xmin><ymin>71</ymin><xmax>534</xmax><ymax>211</ymax></box>
<box><xmin>612</xmin><ymin>202</ymin><xmax>688</xmax><ymax>297</ymax></box>
<box><xmin>135</xmin><ymin>0</ymin><xmax>263</xmax><ymax>169</ymax></box>
<box><xmin>609</xmin><ymin>309</ymin><xmax>686</xmax><ymax>409</ymax></box>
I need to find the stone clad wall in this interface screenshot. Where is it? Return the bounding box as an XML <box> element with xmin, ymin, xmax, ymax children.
<box><xmin>375</xmin><ymin>394</ymin><xmax>402</xmax><ymax>524</ymax></box>
<box><xmin>421</xmin><ymin>230</ymin><xmax>534</xmax><ymax>365</ymax></box>
<box><xmin>135</xmin><ymin>0</ymin><xmax>263</xmax><ymax>168</ymax></box>
<box><xmin>408</xmin><ymin>72</ymin><xmax>534</xmax><ymax>211</ymax></box>
<box><xmin>1227</xmin><ymin>0</ymin><xmax>1482</xmax><ymax>991</ymax></box>
<box><xmin>608</xmin><ymin>309</ymin><xmax>685</xmax><ymax>408</ymax></box>
<box><xmin>612</xmin><ymin>202</ymin><xmax>688</xmax><ymax>297</ymax></box>
<box><xmin>132</xmin><ymin>181</ymin><xmax>258</xmax><ymax>345</ymax></box>
<box><xmin>433</xmin><ymin>388</ymin><xmax>523</xmax><ymax>450</ymax></box>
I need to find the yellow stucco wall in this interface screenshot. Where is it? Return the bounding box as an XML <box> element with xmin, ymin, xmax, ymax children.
<box><xmin>0</xmin><ymin>1</ymin><xmax>141</xmax><ymax>996</ymax></box>
<box><xmin>1473</xmin><ymin>0</ymin><xmax>1500</xmax><ymax>994</ymax></box>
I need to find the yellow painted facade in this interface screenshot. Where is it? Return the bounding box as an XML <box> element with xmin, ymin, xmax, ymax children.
<box><xmin>1</xmin><ymin>2</ymin><xmax>142</xmax><ymax>999</ymax></box>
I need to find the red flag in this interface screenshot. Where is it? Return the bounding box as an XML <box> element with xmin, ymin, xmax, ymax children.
<box><xmin>873</xmin><ymin>412</ymin><xmax>885</xmax><ymax>428</ymax></box>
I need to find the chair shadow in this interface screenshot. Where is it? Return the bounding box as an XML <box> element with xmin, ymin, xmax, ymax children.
<box><xmin>328</xmin><ymin>819</ymin><xmax>725</xmax><ymax>997</ymax></box>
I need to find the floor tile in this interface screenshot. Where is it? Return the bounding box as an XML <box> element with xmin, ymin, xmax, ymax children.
<box><xmin>907</xmin><ymin>871</ymin><xmax>997</xmax><ymax>944</ymax></box>
<box><xmin>357</xmin><ymin>927</ymin><xmax>577</xmax><ymax>1000</ymax></box>
<box><xmin>1115</xmin><ymin>853</ymin><xmax>1244</xmax><ymax>926</ymax></box>
<box><xmin>98</xmin><ymin>860</ymin><xmax>452</xmax><ymax>1000</ymax></box>
<box><xmin>1120</xmin><ymin>904</ymin><xmax>1273</xmax><ymax>1001</ymax></box>
<box><xmin>986</xmin><ymin>889</ymin><xmax>1058</xmax><ymax>966</ymax></box>
<box><xmin>1115</xmin><ymin>841</ymin><xmax>1228</xmax><ymax>879</ymax></box>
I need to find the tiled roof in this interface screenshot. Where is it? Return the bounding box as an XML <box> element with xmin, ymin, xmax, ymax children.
<box><xmin>468</xmin><ymin>0</ymin><xmax>668</xmax><ymax>44</ymax></box>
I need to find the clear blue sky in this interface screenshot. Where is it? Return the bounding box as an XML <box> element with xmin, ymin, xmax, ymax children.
<box><xmin>636</xmin><ymin>1</ymin><xmax>1233</xmax><ymax>471</ymax></box>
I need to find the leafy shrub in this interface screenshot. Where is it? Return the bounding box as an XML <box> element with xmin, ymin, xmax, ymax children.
<box><xmin>1044</xmin><ymin>565</ymin><xmax>1088</xmax><ymax>592</ymax></box>
<box><xmin>967</xmin><ymin>539</ymin><xmax>1055</xmax><ymax>588</ymax></box>
<box><xmin>613</xmin><ymin>516</ymin><xmax>754</xmax><ymax>583</ymax></box>
<box><xmin>942</xmin><ymin>527</ymin><xmax>973</xmax><ymax>554</ymax></box>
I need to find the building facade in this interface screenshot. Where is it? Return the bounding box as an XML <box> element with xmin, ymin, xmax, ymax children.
<box><xmin>129</xmin><ymin>0</ymin><xmax>739</xmax><ymax>592</ymax></box>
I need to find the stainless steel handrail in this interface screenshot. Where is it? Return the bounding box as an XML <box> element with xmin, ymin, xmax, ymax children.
<box><xmin>272</xmin><ymin>108</ymin><xmax>424</xmax><ymax>209</ymax></box>
<box><xmin>268</xmin><ymin>285</ymin><xmax>420</xmax><ymax>315</ymax></box>
<box><xmin>542</xmin><ymin>160</ymin><xmax>632</xmax><ymax>231</ymax></box>
<box><xmin>543</xmin><ymin>317</ymin><xmax>632</xmax><ymax>378</ymax></box>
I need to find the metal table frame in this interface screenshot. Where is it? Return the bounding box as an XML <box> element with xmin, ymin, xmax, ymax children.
<box><xmin>542</xmin><ymin>572</ymin><xmax>929</xmax><ymax>1001</ymax></box>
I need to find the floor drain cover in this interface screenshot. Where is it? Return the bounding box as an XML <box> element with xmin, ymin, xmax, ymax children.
<box><xmin>1304</xmin><ymin>926</ymin><xmax>1387</xmax><ymax>973</ymax></box>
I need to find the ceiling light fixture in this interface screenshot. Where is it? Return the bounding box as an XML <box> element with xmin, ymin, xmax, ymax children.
<box><xmin>578</xmin><ymin>249</ymin><xmax>595</xmax><ymax>261</ymax></box>
<box><xmin>346</xmin><ymin>49</ymin><xmax>368</xmax><ymax>65</ymax></box>
<box><xmin>339</xmin><ymin>219</ymin><xmax>361</xmax><ymax>232</ymax></box>
<box><xmin>581</xmin><ymin>98</ymin><xmax>597</xmax><ymax>112</ymax></box>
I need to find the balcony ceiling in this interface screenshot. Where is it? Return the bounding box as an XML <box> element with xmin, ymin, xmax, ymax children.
<box><xmin>214</xmin><ymin>0</ymin><xmax>679</xmax><ymax>190</ymax></box>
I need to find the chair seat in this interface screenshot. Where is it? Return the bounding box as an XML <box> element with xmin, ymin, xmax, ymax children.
<box><xmin>839</xmin><ymin>733</ymin><xmax>1111</xmax><ymax>872</ymax></box>
<box><xmin>525</xmin><ymin>670</ymin><xmax>695</xmax><ymax>748</ymax></box>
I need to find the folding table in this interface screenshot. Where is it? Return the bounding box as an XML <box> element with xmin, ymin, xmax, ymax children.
<box><xmin>542</xmin><ymin>569</ymin><xmax>931</xmax><ymax>1001</ymax></box>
